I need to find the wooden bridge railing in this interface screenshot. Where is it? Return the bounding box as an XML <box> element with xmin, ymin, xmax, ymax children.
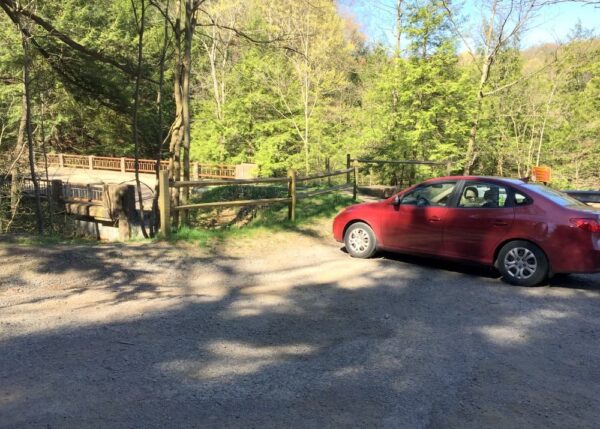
<box><xmin>40</xmin><ymin>153</ymin><xmax>244</xmax><ymax>179</ymax></box>
<box><xmin>22</xmin><ymin>177</ymin><xmax>104</xmax><ymax>202</ymax></box>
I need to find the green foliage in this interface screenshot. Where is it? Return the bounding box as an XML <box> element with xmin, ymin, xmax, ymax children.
<box><xmin>0</xmin><ymin>0</ymin><xmax>598</xmax><ymax>191</ymax></box>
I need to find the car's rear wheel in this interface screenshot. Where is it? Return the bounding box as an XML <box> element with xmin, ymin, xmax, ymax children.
<box><xmin>497</xmin><ymin>240</ymin><xmax>548</xmax><ymax>286</ymax></box>
<box><xmin>344</xmin><ymin>222</ymin><xmax>377</xmax><ymax>258</ymax></box>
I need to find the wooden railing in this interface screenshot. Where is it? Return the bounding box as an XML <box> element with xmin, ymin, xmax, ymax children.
<box><xmin>93</xmin><ymin>156</ymin><xmax>121</xmax><ymax>171</ymax></box>
<box><xmin>21</xmin><ymin>177</ymin><xmax>104</xmax><ymax>202</ymax></box>
<box><xmin>21</xmin><ymin>177</ymin><xmax>52</xmax><ymax>198</ymax></box>
<box><xmin>63</xmin><ymin>154</ymin><xmax>89</xmax><ymax>169</ymax></box>
<box><xmin>158</xmin><ymin>167</ymin><xmax>356</xmax><ymax>236</ymax></box>
<box><xmin>40</xmin><ymin>153</ymin><xmax>238</xmax><ymax>179</ymax></box>
<box><xmin>63</xmin><ymin>183</ymin><xmax>104</xmax><ymax>202</ymax></box>
<box><xmin>565</xmin><ymin>190</ymin><xmax>600</xmax><ymax>205</ymax></box>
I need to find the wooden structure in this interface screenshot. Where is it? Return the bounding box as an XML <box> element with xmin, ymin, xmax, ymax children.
<box><xmin>158</xmin><ymin>167</ymin><xmax>357</xmax><ymax>237</ymax></box>
<box><xmin>20</xmin><ymin>177</ymin><xmax>138</xmax><ymax>240</ymax></box>
<box><xmin>347</xmin><ymin>154</ymin><xmax>452</xmax><ymax>189</ymax></box>
<box><xmin>42</xmin><ymin>153</ymin><xmax>255</xmax><ymax>180</ymax></box>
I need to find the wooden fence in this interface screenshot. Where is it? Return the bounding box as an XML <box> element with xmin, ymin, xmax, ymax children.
<box><xmin>158</xmin><ymin>167</ymin><xmax>357</xmax><ymax>237</ymax></box>
<box><xmin>347</xmin><ymin>154</ymin><xmax>451</xmax><ymax>188</ymax></box>
<box><xmin>42</xmin><ymin>153</ymin><xmax>239</xmax><ymax>179</ymax></box>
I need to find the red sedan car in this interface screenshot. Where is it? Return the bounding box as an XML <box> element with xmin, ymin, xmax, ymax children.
<box><xmin>333</xmin><ymin>176</ymin><xmax>600</xmax><ymax>286</ymax></box>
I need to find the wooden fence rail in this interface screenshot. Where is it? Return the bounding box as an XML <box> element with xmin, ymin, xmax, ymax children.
<box><xmin>159</xmin><ymin>167</ymin><xmax>356</xmax><ymax>237</ymax></box>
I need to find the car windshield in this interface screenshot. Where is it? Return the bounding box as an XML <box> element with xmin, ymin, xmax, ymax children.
<box><xmin>523</xmin><ymin>184</ymin><xmax>587</xmax><ymax>207</ymax></box>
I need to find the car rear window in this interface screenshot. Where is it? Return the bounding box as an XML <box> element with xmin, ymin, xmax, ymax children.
<box><xmin>523</xmin><ymin>184</ymin><xmax>587</xmax><ymax>207</ymax></box>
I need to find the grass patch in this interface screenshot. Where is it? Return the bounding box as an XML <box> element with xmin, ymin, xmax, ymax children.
<box><xmin>0</xmin><ymin>233</ymin><xmax>97</xmax><ymax>246</ymax></box>
<box><xmin>167</xmin><ymin>191</ymin><xmax>357</xmax><ymax>245</ymax></box>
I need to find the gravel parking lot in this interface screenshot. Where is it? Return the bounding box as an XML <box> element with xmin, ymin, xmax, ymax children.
<box><xmin>1</xmin><ymin>222</ymin><xmax>600</xmax><ymax>428</ymax></box>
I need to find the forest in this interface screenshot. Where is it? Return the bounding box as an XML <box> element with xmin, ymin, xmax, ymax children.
<box><xmin>0</xmin><ymin>0</ymin><xmax>599</xmax><ymax>234</ymax></box>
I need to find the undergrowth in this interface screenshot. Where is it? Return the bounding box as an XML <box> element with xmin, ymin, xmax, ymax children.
<box><xmin>166</xmin><ymin>191</ymin><xmax>357</xmax><ymax>246</ymax></box>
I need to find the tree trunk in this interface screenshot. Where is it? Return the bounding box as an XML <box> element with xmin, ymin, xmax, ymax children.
<box><xmin>10</xmin><ymin>93</ymin><xmax>27</xmax><ymax>216</ymax></box>
<box><xmin>152</xmin><ymin>0</ymin><xmax>170</xmax><ymax>235</ymax></box>
<box><xmin>395</xmin><ymin>0</ymin><xmax>403</xmax><ymax>57</ymax></box>
<box><xmin>21</xmin><ymin>27</ymin><xmax>44</xmax><ymax>234</ymax></box>
<box><xmin>40</xmin><ymin>93</ymin><xmax>52</xmax><ymax>232</ymax></box>
<box><xmin>463</xmin><ymin>55</ymin><xmax>492</xmax><ymax>174</ymax></box>
<box><xmin>168</xmin><ymin>0</ymin><xmax>184</xmax><ymax>227</ymax></box>
<box><xmin>180</xmin><ymin>0</ymin><xmax>194</xmax><ymax>225</ymax></box>
<box><xmin>132</xmin><ymin>0</ymin><xmax>149</xmax><ymax>238</ymax></box>
<box><xmin>167</xmin><ymin>0</ymin><xmax>197</xmax><ymax>228</ymax></box>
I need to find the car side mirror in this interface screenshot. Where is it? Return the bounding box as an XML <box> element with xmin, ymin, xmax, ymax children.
<box><xmin>392</xmin><ymin>195</ymin><xmax>401</xmax><ymax>206</ymax></box>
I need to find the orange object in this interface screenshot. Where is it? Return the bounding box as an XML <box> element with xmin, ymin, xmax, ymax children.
<box><xmin>532</xmin><ymin>166</ymin><xmax>551</xmax><ymax>183</ymax></box>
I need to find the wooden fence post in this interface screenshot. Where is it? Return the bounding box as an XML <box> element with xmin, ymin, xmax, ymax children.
<box><xmin>158</xmin><ymin>170</ymin><xmax>171</xmax><ymax>237</ymax></box>
<box><xmin>120</xmin><ymin>157</ymin><xmax>126</xmax><ymax>173</ymax></box>
<box><xmin>288</xmin><ymin>169</ymin><xmax>296</xmax><ymax>222</ymax></box>
<box><xmin>88</xmin><ymin>156</ymin><xmax>94</xmax><ymax>170</ymax></box>
<box><xmin>192</xmin><ymin>162</ymin><xmax>199</xmax><ymax>179</ymax></box>
<box><xmin>346</xmin><ymin>153</ymin><xmax>351</xmax><ymax>184</ymax></box>
<box><xmin>353</xmin><ymin>162</ymin><xmax>358</xmax><ymax>201</ymax></box>
<box><xmin>326</xmin><ymin>157</ymin><xmax>331</xmax><ymax>187</ymax></box>
<box><xmin>58</xmin><ymin>154</ymin><xmax>64</xmax><ymax>168</ymax></box>
<box><xmin>51</xmin><ymin>179</ymin><xmax>63</xmax><ymax>204</ymax></box>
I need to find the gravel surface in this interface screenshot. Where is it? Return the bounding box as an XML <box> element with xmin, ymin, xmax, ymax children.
<box><xmin>1</xmin><ymin>222</ymin><xmax>600</xmax><ymax>428</ymax></box>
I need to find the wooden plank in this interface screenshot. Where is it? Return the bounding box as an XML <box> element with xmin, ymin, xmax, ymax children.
<box><xmin>297</xmin><ymin>183</ymin><xmax>352</xmax><ymax>199</ymax></box>
<box><xmin>158</xmin><ymin>171</ymin><xmax>171</xmax><ymax>237</ymax></box>
<box><xmin>353</xmin><ymin>164</ymin><xmax>358</xmax><ymax>201</ymax></box>
<box><xmin>296</xmin><ymin>168</ymin><xmax>353</xmax><ymax>182</ymax></box>
<box><xmin>288</xmin><ymin>169</ymin><xmax>296</xmax><ymax>221</ymax></box>
<box><xmin>173</xmin><ymin>197</ymin><xmax>291</xmax><ymax>210</ymax></box>
<box><xmin>173</xmin><ymin>177</ymin><xmax>290</xmax><ymax>188</ymax></box>
<box><xmin>352</xmin><ymin>158</ymin><xmax>446</xmax><ymax>166</ymax></box>
<box><xmin>565</xmin><ymin>191</ymin><xmax>600</xmax><ymax>204</ymax></box>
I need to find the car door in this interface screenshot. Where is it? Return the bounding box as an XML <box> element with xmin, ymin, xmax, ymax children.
<box><xmin>383</xmin><ymin>181</ymin><xmax>458</xmax><ymax>255</ymax></box>
<box><xmin>442</xmin><ymin>181</ymin><xmax>515</xmax><ymax>264</ymax></box>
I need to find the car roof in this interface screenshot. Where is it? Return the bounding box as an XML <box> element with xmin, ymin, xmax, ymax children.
<box><xmin>423</xmin><ymin>176</ymin><xmax>527</xmax><ymax>186</ymax></box>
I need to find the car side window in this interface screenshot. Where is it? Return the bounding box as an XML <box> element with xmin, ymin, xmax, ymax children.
<box><xmin>458</xmin><ymin>182</ymin><xmax>509</xmax><ymax>208</ymax></box>
<box><xmin>401</xmin><ymin>182</ymin><xmax>457</xmax><ymax>207</ymax></box>
<box><xmin>514</xmin><ymin>191</ymin><xmax>532</xmax><ymax>206</ymax></box>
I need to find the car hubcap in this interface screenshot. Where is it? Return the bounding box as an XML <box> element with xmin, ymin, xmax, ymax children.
<box><xmin>348</xmin><ymin>228</ymin><xmax>370</xmax><ymax>253</ymax></box>
<box><xmin>504</xmin><ymin>247</ymin><xmax>538</xmax><ymax>280</ymax></box>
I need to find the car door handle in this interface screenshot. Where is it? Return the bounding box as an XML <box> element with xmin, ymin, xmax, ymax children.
<box><xmin>493</xmin><ymin>220</ymin><xmax>508</xmax><ymax>226</ymax></box>
<box><xmin>428</xmin><ymin>216</ymin><xmax>441</xmax><ymax>222</ymax></box>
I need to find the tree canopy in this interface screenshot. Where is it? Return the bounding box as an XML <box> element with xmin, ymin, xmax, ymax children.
<box><xmin>1</xmin><ymin>0</ymin><xmax>598</xmax><ymax>189</ymax></box>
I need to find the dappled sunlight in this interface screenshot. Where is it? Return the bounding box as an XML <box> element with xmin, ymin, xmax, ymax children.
<box><xmin>223</xmin><ymin>296</ymin><xmax>296</xmax><ymax>318</ymax></box>
<box><xmin>160</xmin><ymin>341</ymin><xmax>317</xmax><ymax>381</ymax></box>
<box><xmin>477</xmin><ymin>308</ymin><xmax>574</xmax><ymax>346</ymax></box>
<box><xmin>1</xmin><ymin>231</ymin><xmax>600</xmax><ymax>427</ymax></box>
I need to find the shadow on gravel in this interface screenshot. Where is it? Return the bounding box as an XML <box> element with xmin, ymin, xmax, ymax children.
<box><xmin>376</xmin><ymin>250</ymin><xmax>500</xmax><ymax>280</ymax></box>
<box><xmin>342</xmin><ymin>246</ymin><xmax>600</xmax><ymax>292</ymax></box>
<box><xmin>1</xmin><ymin>243</ymin><xmax>600</xmax><ymax>428</ymax></box>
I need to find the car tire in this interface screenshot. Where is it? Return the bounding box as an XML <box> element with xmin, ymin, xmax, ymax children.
<box><xmin>497</xmin><ymin>240</ymin><xmax>549</xmax><ymax>286</ymax></box>
<box><xmin>344</xmin><ymin>222</ymin><xmax>377</xmax><ymax>259</ymax></box>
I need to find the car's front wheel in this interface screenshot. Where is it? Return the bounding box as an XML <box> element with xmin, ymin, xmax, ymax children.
<box><xmin>497</xmin><ymin>240</ymin><xmax>549</xmax><ymax>286</ymax></box>
<box><xmin>344</xmin><ymin>222</ymin><xmax>377</xmax><ymax>258</ymax></box>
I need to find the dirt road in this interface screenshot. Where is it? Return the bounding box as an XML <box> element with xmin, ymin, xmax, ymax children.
<box><xmin>1</xmin><ymin>222</ymin><xmax>600</xmax><ymax>428</ymax></box>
